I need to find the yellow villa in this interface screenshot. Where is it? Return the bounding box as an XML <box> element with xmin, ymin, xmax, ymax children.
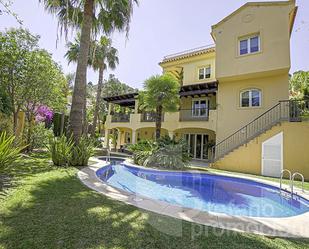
<box><xmin>103</xmin><ymin>0</ymin><xmax>309</xmax><ymax>180</ymax></box>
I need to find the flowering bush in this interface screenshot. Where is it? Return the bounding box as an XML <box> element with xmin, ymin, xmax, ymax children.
<box><xmin>35</xmin><ymin>105</ymin><xmax>53</xmax><ymax>123</ymax></box>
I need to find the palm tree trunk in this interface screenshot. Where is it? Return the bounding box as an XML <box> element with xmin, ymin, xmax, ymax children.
<box><xmin>91</xmin><ymin>66</ymin><xmax>104</xmax><ymax>136</ymax></box>
<box><xmin>155</xmin><ymin>105</ymin><xmax>162</xmax><ymax>140</ymax></box>
<box><xmin>69</xmin><ymin>0</ymin><xmax>94</xmax><ymax>143</ymax></box>
<box><xmin>83</xmin><ymin>85</ymin><xmax>88</xmax><ymax>135</ymax></box>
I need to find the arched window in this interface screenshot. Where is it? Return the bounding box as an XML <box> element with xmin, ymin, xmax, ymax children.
<box><xmin>240</xmin><ymin>89</ymin><xmax>261</xmax><ymax>107</ymax></box>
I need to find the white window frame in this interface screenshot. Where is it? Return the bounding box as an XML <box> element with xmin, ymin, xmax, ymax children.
<box><xmin>184</xmin><ymin>133</ymin><xmax>209</xmax><ymax>160</ymax></box>
<box><xmin>192</xmin><ymin>98</ymin><xmax>209</xmax><ymax>117</ymax></box>
<box><xmin>240</xmin><ymin>89</ymin><xmax>262</xmax><ymax>108</ymax></box>
<box><xmin>198</xmin><ymin>66</ymin><xmax>211</xmax><ymax>80</ymax></box>
<box><xmin>239</xmin><ymin>35</ymin><xmax>260</xmax><ymax>56</ymax></box>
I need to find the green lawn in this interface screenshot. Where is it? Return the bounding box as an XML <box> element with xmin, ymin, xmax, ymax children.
<box><xmin>0</xmin><ymin>153</ymin><xmax>308</xmax><ymax>249</ymax></box>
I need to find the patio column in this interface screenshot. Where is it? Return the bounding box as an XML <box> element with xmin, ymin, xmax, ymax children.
<box><xmin>168</xmin><ymin>131</ymin><xmax>175</xmax><ymax>140</ymax></box>
<box><xmin>131</xmin><ymin>130</ymin><xmax>137</xmax><ymax>144</ymax></box>
<box><xmin>104</xmin><ymin>129</ymin><xmax>110</xmax><ymax>149</ymax></box>
<box><xmin>117</xmin><ymin>129</ymin><xmax>122</xmax><ymax>150</ymax></box>
<box><xmin>134</xmin><ymin>98</ymin><xmax>139</xmax><ymax>114</ymax></box>
<box><xmin>108</xmin><ymin>103</ymin><xmax>112</xmax><ymax>114</ymax></box>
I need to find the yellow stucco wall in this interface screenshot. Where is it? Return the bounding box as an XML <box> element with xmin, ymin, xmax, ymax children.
<box><xmin>106</xmin><ymin>111</ymin><xmax>217</xmax><ymax>135</ymax></box>
<box><xmin>161</xmin><ymin>52</ymin><xmax>216</xmax><ymax>86</ymax></box>
<box><xmin>136</xmin><ymin>128</ymin><xmax>168</xmax><ymax>141</ymax></box>
<box><xmin>105</xmin><ymin>1</ymin><xmax>300</xmax><ymax>171</ymax></box>
<box><xmin>216</xmin><ymin>73</ymin><xmax>289</xmax><ymax>142</ymax></box>
<box><xmin>213</xmin><ymin>121</ymin><xmax>309</xmax><ymax>180</ymax></box>
<box><xmin>173</xmin><ymin>128</ymin><xmax>216</xmax><ymax>141</ymax></box>
<box><xmin>212</xmin><ymin>1</ymin><xmax>295</xmax><ymax>80</ymax></box>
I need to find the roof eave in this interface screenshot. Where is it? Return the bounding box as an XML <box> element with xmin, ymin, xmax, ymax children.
<box><xmin>159</xmin><ymin>47</ymin><xmax>215</xmax><ymax>66</ymax></box>
<box><xmin>289</xmin><ymin>6</ymin><xmax>298</xmax><ymax>36</ymax></box>
<box><xmin>211</xmin><ymin>0</ymin><xmax>296</xmax><ymax>30</ymax></box>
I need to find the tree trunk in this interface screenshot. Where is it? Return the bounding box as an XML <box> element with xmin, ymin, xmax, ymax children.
<box><xmin>13</xmin><ymin>111</ymin><xmax>18</xmax><ymax>135</ymax></box>
<box><xmin>26</xmin><ymin>115</ymin><xmax>33</xmax><ymax>152</ymax></box>
<box><xmin>155</xmin><ymin>105</ymin><xmax>162</xmax><ymax>140</ymax></box>
<box><xmin>98</xmin><ymin>117</ymin><xmax>101</xmax><ymax>134</ymax></box>
<box><xmin>69</xmin><ymin>0</ymin><xmax>94</xmax><ymax>143</ymax></box>
<box><xmin>91</xmin><ymin>65</ymin><xmax>104</xmax><ymax>136</ymax></box>
<box><xmin>83</xmin><ymin>86</ymin><xmax>88</xmax><ymax>135</ymax></box>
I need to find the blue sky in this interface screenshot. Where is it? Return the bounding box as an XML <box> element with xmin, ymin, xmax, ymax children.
<box><xmin>1</xmin><ymin>0</ymin><xmax>309</xmax><ymax>89</ymax></box>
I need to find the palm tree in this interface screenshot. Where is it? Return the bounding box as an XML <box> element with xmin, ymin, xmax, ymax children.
<box><xmin>40</xmin><ymin>0</ymin><xmax>138</xmax><ymax>142</ymax></box>
<box><xmin>90</xmin><ymin>37</ymin><xmax>119</xmax><ymax>136</ymax></box>
<box><xmin>65</xmin><ymin>36</ymin><xmax>119</xmax><ymax>136</ymax></box>
<box><xmin>65</xmin><ymin>35</ymin><xmax>92</xmax><ymax>134</ymax></box>
<box><xmin>141</xmin><ymin>73</ymin><xmax>180</xmax><ymax>140</ymax></box>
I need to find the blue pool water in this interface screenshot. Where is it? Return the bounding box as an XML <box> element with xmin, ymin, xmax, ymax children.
<box><xmin>96</xmin><ymin>164</ymin><xmax>309</xmax><ymax>218</ymax></box>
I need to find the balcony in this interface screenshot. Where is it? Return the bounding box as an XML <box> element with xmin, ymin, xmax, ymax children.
<box><xmin>140</xmin><ymin>112</ymin><xmax>164</xmax><ymax>122</ymax></box>
<box><xmin>179</xmin><ymin>108</ymin><xmax>211</xmax><ymax>122</ymax></box>
<box><xmin>111</xmin><ymin>113</ymin><xmax>130</xmax><ymax>123</ymax></box>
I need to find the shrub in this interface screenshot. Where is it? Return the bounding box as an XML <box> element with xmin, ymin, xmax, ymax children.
<box><xmin>0</xmin><ymin>132</ymin><xmax>24</xmax><ymax>170</ymax></box>
<box><xmin>68</xmin><ymin>136</ymin><xmax>94</xmax><ymax>167</ymax></box>
<box><xmin>0</xmin><ymin>113</ymin><xmax>13</xmax><ymax>135</ymax></box>
<box><xmin>47</xmin><ymin>135</ymin><xmax>74</xmax><ymax>167</ymax></box>
<box><xmin>127</xmin><ymin>140</ymin><xmax>158</xmax><ymax>165</ymax></box>
<box><xmin>127</xmin><ymin>137</ymin><xmax>190</xmax><ymax>169</ymax></box>
<box><xmin>156</xmin><ymin>135</ymin><xmax>177</xmax><ymax>147</ymax></box>
<box><xmin>92</xmin><ymin>133</ymin><xmax>103</xmax><ymax>148</ymax></box>
<box><xmin>144</xmin><ymin>143</ymin><xmax>189</xmax><ymax>170</ymax></box>
<box><xmin>31</xmin><ymin>123</ymin><xmax>54</xmax><ymax>149</ymax></box>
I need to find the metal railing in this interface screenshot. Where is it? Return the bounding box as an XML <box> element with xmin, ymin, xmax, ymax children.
<box><xmin>211</xmin><ymin>99</ymin><xmax>309</xmax><ymax>161</ymax></box>
<box><xmin>163</xmin><ymin>44</ymin><xmax>215</xmax><ymax>61</ymax></box>
<box><xmin>140</xmin><ymin>112</ymin><xmax>164</xmax><ymax>122</ymax></box>
<box><xmin>179</xmin><ymin>108</ymin><xmax>212</xmax><ymax>121</ymax></box>
<box><xmin>280</xmin><ymin>169</ymin><xmax>292</xmax><ymax>191</ymax></box>
<box><xmin>291</xmin><ymin>172</ymin><xmax>305</xmax><ymax>194</ymax></box>
<box><xmin>111</xmin><ymin>113</ymin><xmax>130</xmax><ymax>123</ymax></box>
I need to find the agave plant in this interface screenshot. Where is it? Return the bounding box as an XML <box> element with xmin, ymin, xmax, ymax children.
<box><xmin>0</xmin><ymin>132</ymin><xmax>24</xmax><ymax>170</ymax></box>
<box><xmin>68</xmin><ymin>136</ymin><xmax>94</xmax><ymax>167</ymax></box>
<box><xmin>47</xmin><ymin>135</ymin><xmax>74</xmax><ymax>167</ymax></box>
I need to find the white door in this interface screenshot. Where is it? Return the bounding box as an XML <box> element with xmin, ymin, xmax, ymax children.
<box><xmin>261</xmin><ymin>132</ymin><xmax>283</xmax><ymax>177</ymax></box>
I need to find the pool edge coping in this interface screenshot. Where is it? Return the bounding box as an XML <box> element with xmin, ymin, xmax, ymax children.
<box><xmin>77</xmin><ymin>157</ymin><xmax>309</xmax><ymax>238</ymax></box>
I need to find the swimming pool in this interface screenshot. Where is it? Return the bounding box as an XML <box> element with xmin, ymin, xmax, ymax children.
<box><xmin>98</xmin><ymin>157</ymin><xmax>126</xmax><ymax>164</ymax></box>
<box><xmin>96</xmin><ymin>163</ymin><xmax>309</xmax><ymax>218</ymax></box>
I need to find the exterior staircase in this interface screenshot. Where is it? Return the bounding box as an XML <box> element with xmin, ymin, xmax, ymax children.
<box><xmin>211</xmin><ymin>99</ymin><xmax>309</xmax><ymax>162</ymax></box>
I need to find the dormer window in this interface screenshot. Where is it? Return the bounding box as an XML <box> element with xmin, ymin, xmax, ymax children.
<box><xmin>239</xmin><ymin>35</ymin><xmax>260</xmax><ymax>55</ymax></box>
<box><xmin>198</xmin><ymin>66</ymin><xmax>211</xmax><ymax>80</ymax></box>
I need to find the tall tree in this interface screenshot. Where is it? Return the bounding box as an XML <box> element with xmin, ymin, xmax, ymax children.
<box><xmin>90</xmin><ymin>37</ymin><xmax>119</xmax><ymax>136</ymax></box>
<box><xmin>21</xmin><ymin>49</ymin><xmax>67</xmax><ymax>150</ymax></box>
<box><xmin>65</xmin><ymin>34</ymin><xmax>92</xmax><ymax>133</ymax></box>
<box><xmin>65</xmin><ymin>36</ymin><xmax>119</xmax><ymax>136</ymax></box>
<box><xmin>40</xmin><ymin>0</ymin><xmax>138</xmax><ymax>142</ymax></box>
<box><xmin>0</xmin><ymin>28</ymin><xmax>39</xmax><ymax>134</ymax></box>
<box><xmin>289</xmin><ymin>71</ymin><xmax>309</xmax><ymax>99</ymax></box>
<box><xmin>140</xmin><ymin>73</ymin><xmax>180</xmax><ymax>139</ymax></box>
<box><xmin>99</xmin><ymin>74</ymin><xmax>137</xmax><ymax>125</ymax></box>
<box><xmin>102</xmin><ymin>74</ymin><xmax>137</xmax><ymax>97</ymax></box>
<box><xmin>0</xmin><ymin>0</ymin><xmax>23</xmax><ymax>24</ymax></box>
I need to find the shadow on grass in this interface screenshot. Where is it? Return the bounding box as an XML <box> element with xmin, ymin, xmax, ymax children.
<box><xmin>1</xmin><ymin>167</ymin><xmax>309</xmax><ymax>249</ymax></box>
<box><xmin>0</xmin><ymin>152</ymin><xmax>53</xmax><ymax>199</ymax></box>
